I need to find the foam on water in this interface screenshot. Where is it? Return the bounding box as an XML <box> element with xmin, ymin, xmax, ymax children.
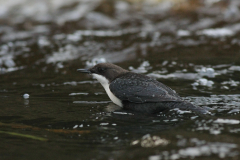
<box><xmin>197</xmin><ymin>28</ymin><xmax>234</xmax><ymax>37</ymax></box>
<box><xmin>73</xmin><ymin>101</ymin><xmax>110</xmax><ymax>104</ymax></box>
<box><xmin>23</xmin><ymin>93</ymin><xmax>30</xmax><ymax>99</ymax></box>
<box><xmin>214</xmin><ymin>118</ymin><xmax>240</xmax><ymax>124</ymax></box>
<box><xmin>69</xmin><ymin>93</ymin><xmax>89</xmax><ymax>96</ymax></box>
<box><xmin>129</xmin><ymin>61</ymin><xmax>151</xmax><ymax>73</ymax></box>
<box><xmin>131</xmin><ymin>134</ymin><xmax>169</xmax><ymax>148</ymax></box>
<box><xmin>149</xmin><ymin>139</ymin><xmax>238</xmax><ymax>160</ymax></box>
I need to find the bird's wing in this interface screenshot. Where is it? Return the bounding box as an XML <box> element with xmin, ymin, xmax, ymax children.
<box><xmin>109</xmin><ymin>73</ymin><xmax>182</xmax><ymax>103</ymax></box>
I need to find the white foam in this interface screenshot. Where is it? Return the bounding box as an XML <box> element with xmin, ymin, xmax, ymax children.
<box><xmin>69</xmin><ymin>93</ymin><xmax>89</xmax><ymax>96</ymax></box>
<box><xmin>149</xmin><ymin>142</ymin><xmax>237</xmax><ymax>159</ymax></box>
<box><xmin>197</xmin><ymin>28</ymin><xmax>234</xmax><ymax>37</ymax></box>
<box><xmin>100</xmin><ymin>123</ymin><xmax>109</xmax><ymax>126</ymax></box>
<box><xmin>177</xmin><ymin>30</ymin><xmax>190</xmax><ymax>37</ymax></box>
<box><xmin>214</xmin><ymin>118</ymin><xmax>240</xmax><ymax>124</ymax></box>
<box><xmin>23</xmin><ymin>93</ymin><xmax>30</xmax><ymax>99</ymax></box>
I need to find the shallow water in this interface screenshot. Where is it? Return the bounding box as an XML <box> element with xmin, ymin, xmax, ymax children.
<box><xmin>1</xmin><ymin>0</ymin><xmax>240</xmax><ymax>159</ymax></box>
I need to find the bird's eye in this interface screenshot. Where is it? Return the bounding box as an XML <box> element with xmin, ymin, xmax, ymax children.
<box><xmin>98</xmin><ymin>67</ymin><xmax>105</xmax><ymax>73</ymax></box>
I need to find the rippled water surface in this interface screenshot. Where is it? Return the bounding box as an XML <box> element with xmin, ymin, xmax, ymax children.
<box><xmin>1</xmin><ymin>0</ymin><xmax>240</xmax><ymax>159</ymax></box>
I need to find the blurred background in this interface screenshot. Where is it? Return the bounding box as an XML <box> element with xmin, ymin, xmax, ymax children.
<box><xmin>0</xmin><ymin>0</ymin><xmax>240</xmax><ymax>160</ymax></box>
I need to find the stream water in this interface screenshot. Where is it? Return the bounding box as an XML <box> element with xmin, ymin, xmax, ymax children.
<box><xmin>0</xmin><ymin>0</ymin><xmax>240</xmax><ymax>159</ymax></box>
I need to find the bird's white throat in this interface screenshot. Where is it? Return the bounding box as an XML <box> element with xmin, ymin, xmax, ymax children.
<box><xmin>92</xmin><ymin>73</ymin><xmax>123</xmax><ymax>107</ymax></box>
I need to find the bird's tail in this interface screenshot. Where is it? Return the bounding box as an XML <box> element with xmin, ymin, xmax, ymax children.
<box><xmin>169</xmin><ymin>101</ymin><xmax>211</xmax><ymax>115</ymax></box>
<box><xmin>123</xmin><ymin>101</ymin><xmax>211</xmax><ymax>116</ymax></box>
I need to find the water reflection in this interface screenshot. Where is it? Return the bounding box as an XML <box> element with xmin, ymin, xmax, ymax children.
<box><xmin>1</xmin><ymin>0</ymin><xmax>240</xmax><ymax>159</ymax></box>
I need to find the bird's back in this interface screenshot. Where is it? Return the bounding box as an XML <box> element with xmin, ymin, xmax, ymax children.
<box><xmin>110</xmin><ymin>72</ymin><xmax>182</xmax><ymax>103</ymax></box>
<box><xmin>110</xmin><ymin>72</ymin><xmax>208</xmax><ymax>115</ymax></box>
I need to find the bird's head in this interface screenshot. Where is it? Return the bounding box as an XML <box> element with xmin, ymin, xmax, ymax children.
<box><xmin>77</xmin><ymin>63</ymin><xmax>128</xmax><ymax>84</ymax></box>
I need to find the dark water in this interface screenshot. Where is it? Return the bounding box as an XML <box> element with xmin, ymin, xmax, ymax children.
<box><xmin>1</xmin><ymin>0</ymin><xmax>240</xmax><ymax>159</ymax></box>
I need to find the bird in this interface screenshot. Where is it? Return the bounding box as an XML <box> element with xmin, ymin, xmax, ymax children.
<box><xmin>77</xmin><ymin>63</ymin><xmax>209</xmax><ymax>115</ymax></box>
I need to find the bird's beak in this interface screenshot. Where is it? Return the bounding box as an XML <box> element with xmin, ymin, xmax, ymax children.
<box><xmin>77</xmin><ymin>69</ymin><xmax>91</xmax><ymax>74</ymax></box>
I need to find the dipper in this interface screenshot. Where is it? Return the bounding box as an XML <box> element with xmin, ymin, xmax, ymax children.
<box><xmin>77</xmin><ymin>63</ymin><xmax>208</xmax><ymax>114</ymax></box>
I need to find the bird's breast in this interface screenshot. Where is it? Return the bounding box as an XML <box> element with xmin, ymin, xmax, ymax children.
<box><xmin>92</xmin><ymin>73</ymin><xmax>123</xmax><ymax>107</ymax></box>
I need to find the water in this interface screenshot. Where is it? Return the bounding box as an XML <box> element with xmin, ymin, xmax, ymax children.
<box><xmin>0</xmin><ymin>0</ymin><xmax>240</xmax><ymax>159</ymax></box>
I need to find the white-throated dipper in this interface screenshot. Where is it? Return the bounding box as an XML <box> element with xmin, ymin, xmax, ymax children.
<box><xmin>77</xmin><ymin>63</ymin><xmax>209</xmax><ymax>115</ymax></box>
